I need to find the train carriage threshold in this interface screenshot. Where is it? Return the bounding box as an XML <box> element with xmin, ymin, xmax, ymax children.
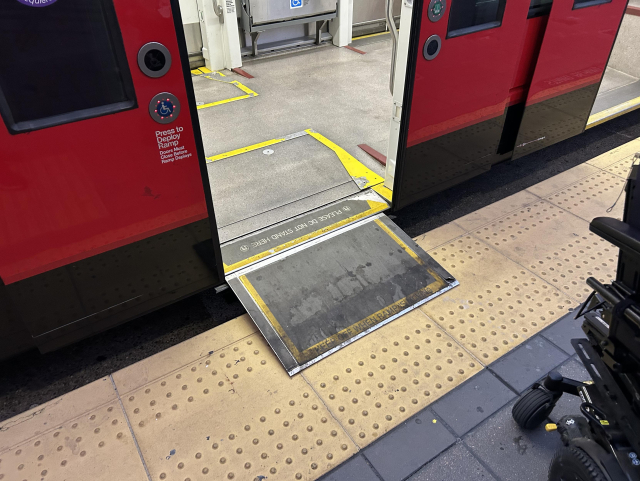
<box><xmin>210</xmin><ymin>133</ymin><xmax>457</xmax><ymax>375</ymax></box>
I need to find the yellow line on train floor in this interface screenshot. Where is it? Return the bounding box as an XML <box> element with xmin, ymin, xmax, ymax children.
<box><xmin>587</xmin><ymin>94</ymin><xmax>640</xmax><ymax>129</ymax></box>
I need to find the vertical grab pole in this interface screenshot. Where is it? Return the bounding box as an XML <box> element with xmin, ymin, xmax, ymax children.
<box><xmin>386</xmin><ymin>0</ymin><xmax>399</xmax><ymax>94</ymax></box>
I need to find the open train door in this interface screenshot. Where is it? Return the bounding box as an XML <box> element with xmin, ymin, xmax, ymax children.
<box><xmin>387</xmin><ymin>0</ymin><xmax>531</xmax><ymax>209</ymax></box>
<box><xmin>512</xmin><ymin>0</ymin><xmax>628</xmax><ymax>159</ymax></box>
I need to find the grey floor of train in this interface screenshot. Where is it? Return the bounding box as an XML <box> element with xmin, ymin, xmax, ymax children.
<box><xmin>2</xmin><ymin>37</ymin><xmax>640</xmax><ymax>481</ymax></box>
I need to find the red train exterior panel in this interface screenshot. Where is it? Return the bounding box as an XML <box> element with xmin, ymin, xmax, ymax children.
<box><xmin>0</xmin><ymin>0</ymin><xmax>210</xmax><ymax>285</ymax></box>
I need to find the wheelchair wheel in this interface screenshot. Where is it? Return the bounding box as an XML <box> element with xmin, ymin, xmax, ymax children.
<box><xmin>512</xmin><ymin>387</ymin><xmax>555</xmax><ymax>429</ymax></box>
<box><xmin>548</xmin><ymin>445</ymin><xmax>606</xmax><ymax>481</ymax></box>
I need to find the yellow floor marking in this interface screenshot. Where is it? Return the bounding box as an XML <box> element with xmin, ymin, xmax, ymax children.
<box><xmin>586</xmin><ymin>94</ymin><xmax>640</xmax><ymax>129</ymax></box>
<box><xmin>0</xmin><ymin>378</ymin><xmax>148</xmax><ymax>481</ymax></box>
<box><xmin>306</xmin><ymin>130</ymin><xmax>385</xmax><ymax>189</ymax></box>
<box><xmin>195</xmin><ymin>73</ymin><xmax>257</xmax><ymax>110</ymax></box>
<box><xmin>115</xmin><ymin>333</ymin><xmax>357</xmax><ymax>481</ymax></box>
<box><xmin>223</xmin><ymin>199</ymin><xmax>388</xmax><ymax>273</ymax></box>
<box><xmin>206</xmin><ymin>137</ymin><xmax>288</xmax><ymax>163</ymax></box>
<box><xmin>206</xmin><ymin>130</ymin><xmax>386</xmax><ymax>193</ymax></box>
<box><xmin>373</xmin><ymin>184</ymin><xmax>393</xmax><ymax>202</ymax></box>
<box><xmin>197</xmin><ymin>93</ymin><xmax>252</xmax><ymax>109</ymax></box>
<box><xmin>191</xmin><ymin>66</ymin><xmax>215</xmax><ymax>75</ymax></box>
<box><xmin>352</xmin><ymin>31</ymin><xmax>391</xmax><ymax>40</ymax></box>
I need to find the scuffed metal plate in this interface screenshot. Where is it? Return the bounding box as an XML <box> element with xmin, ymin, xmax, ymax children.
<box><xmin>228</xmin><ymin>214</ymin><xmax>458</xmax><ymax>375</ymax></box>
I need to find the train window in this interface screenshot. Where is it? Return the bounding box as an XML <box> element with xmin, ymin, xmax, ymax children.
<box><xmin>573</xmin><ymin>0</ymin><xmax>611</xmax><ymax>8</ymax></box>
<box><xmin>528</xmin><ymin>0</ymin><xmax>553</xmax><ymax>18</ymax></box>
<box><xmin>447</xmin><ymin>0</ymin><xmax>507</xmax><ymax>38</ymax></box>
<box><xmin>0</xmin><ymin>0</ymin><xmax>136</xmax><ymax>134</ymax></box>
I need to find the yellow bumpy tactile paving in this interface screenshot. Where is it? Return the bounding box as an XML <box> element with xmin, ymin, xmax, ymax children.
<box><xmin>424</xmin><ymin>235</ymin><xmax>574</xmax><ymax>364</ymax></box>
<box><xmin>303</xmin><ymin>309</ymin><xmax>482</xmax><ymax>448</ymax></box>
<box><xmin>606</xmin><ymin>153</ymin><xmax>639</xmax><ymax>180</ymax></box>
<box><xmin>0</xmin><ymin>378</ymin><xmax>147</xmax><ymax>481</ymax></box>
<box><xmin>472</xmin><ymin>200</ymin><xmax>617</xmax><ymax>303</ymax></box>
<box><xmin>115</xmin><ymin>333</ymin><xmax>356</xmax><ymax>481</ymax></box>
<box><xmin>544</xmin><ymin>171</ymin><xmax>625</xmax><ymax>222</ymax></box>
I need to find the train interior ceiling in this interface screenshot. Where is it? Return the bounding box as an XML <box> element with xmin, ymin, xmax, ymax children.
<box><xmin>1</xmin><ymin>0</ymin><xmax>640</xmax><ymax>364</ymax></box>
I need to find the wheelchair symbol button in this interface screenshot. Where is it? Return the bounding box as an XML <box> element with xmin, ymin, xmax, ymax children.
<box><xmin>291</xmin><ymin>0</ymin><xmax>302</xmax><ymax>8</ymax></box>
<box><xmin>149</xmin><ymin>92</ymin><xmax>181</xmax><ymax>124</ymax></box>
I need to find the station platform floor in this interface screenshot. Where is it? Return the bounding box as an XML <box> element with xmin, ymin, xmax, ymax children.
<box><xmin>2</xmin><ymin>129</ymin><xmax>638</xmax><ymax>480</ymax></box>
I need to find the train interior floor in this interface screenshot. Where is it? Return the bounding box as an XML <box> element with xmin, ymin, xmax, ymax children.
<box><xmin>195</xmin><ymin>35</ymin><xmax>392</xmax><ymax>242</ymax></box>
<box><xmin>2</xmin><ymin>128</ymin><xmax>640</xmax><ymax>479</ymax></box>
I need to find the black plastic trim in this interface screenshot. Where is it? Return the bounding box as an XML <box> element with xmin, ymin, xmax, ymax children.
<box><xmin>391</xmin><ymin>0</ymin><xmax>425</xmax><ymax>213</ymax></box>
<box><xmin>169</xmin><ymin>0</ymin><xmax>225</xmax><ymax>284</ymax></box>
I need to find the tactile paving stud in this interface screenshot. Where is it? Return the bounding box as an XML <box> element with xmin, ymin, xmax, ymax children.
<box><xmin>0</xmin><ymin>380</ymin><xmax>146</xmax><ymax>481</ymax></box>
<box><xmin>424</xmin><ymin>235</ymin><xmax>573</xmax><ymax>363</ymax></box>
<box><xmin>303</xmin><ymin>309</ymin><xmax>481</xmax><ymax>447</ymax></box>
<box><xmin>115</xmin><ymin>334</ymin><xmax>356</xmax><ymax>481</ymax></box>
<box><xmin>605</xmin><ymin>154</ymin><xmax>638</xmax><ymax>180</ymax></box>
<box><xmin>471</xmin><ymin>200</ymin><xmax>616</xmax><ymax>303</ymax></box>
<box><xmin>544</xmin><ymin>172</ymin><xmax>625</xmax><ymax>222</ymax></box>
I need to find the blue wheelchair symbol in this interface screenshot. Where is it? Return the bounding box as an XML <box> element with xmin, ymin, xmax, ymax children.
<box><xmin>291</xmin><ymin>0</ymin><xmax>302</xmax><ymax>8</ymax></box>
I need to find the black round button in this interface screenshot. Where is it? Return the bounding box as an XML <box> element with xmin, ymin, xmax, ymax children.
<box><xmin>426</xmin><ymin>40</ymin><xmax>439</xmax><ymax>56</ymax></box>
<box><xmin>138</xmin><ymin>42</ymin><xmax>172</xmax><ymax>78</ymax></box>
<box><xmin>144</xmin><ymin>49</ymin><xmax>167</xmax><ymax>72</ymax></box>
<box><xmin>423</xmin><ymin>35</ymin><xmax>442</xmax><ymax>61</ymax></box>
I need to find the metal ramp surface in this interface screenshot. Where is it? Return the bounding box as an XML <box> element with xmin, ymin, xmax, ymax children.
<box><xmin>227</xmin><ymin>203</ymin><xmax>458</xmax><ymax>375</ymax></box>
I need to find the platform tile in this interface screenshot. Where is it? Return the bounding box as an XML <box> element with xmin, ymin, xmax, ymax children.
<box><xmin>303</xmin><ymin>309</ymin><xmax>482</xmax><ymax>449</ymax></box>
<box><xmin>431</xmin><ymin>370</ymin><xmax>516</xmax><ymax>436</ymax></box>
<box><xmin>454</xmin><ymin>191</ymin><xmax>540</xmax><ymax>232</ymax></box>
<box><xmin>471</xmin><ymin>200</ymin><xmax>617</xmax><ymax>303</ymax></box>
<box><xmin>424</xmin><ymin>234</ymin><xmax>574</xmax><ymax>364</ymax></box>
<box><xmin>363</xmin><ymin>409</ymin><xmax>455</xmax><ymax>481</ymax></box>
<box><xmin>544</xmin><ymin>171</ymin><xmax>625</xmax><ymax>222</ymax></box>
<box><xmin>526</xmin><ymin>164</ymin><xmax>599</xmax><ymax>198</ymax></box>
<box><xmin>115</xmin><ymin>333</ymin><xmax>356</xmax><ymax>481</ymax></box>
<box><xmin>0</xmin><ymin>377</ymin><xmax>147</xmax><ymax>481</ymax></box>
<box><xmin>490</xmin><ymin>336</ymin><xmax>569</xmax><ymax>393</ymax></box>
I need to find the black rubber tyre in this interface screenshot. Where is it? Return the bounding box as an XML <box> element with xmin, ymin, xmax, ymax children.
<box><xmin>548</xmin><ymin>446</ymin><xmax>607</xmax><ymax>481</ymax></box>
<box><xmin>512</xmin><ymin>388</ymin><xmax>555</xmax><ymax>429</ymax></box>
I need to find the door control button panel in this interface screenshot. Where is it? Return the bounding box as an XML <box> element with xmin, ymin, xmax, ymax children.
<box><xmin>138</xmin><ymin>42</ymin><xmax>172</xmax><ymax>78</ymax></box>
<box><xmin>149</xmin><ymin>92</ymin><xmax>181</xmax><ymax>124</ymax></box>
<box><xmin>428</xmin><ymin>0</ymin><xmax>446</xmax><ymax>22</ymax></box>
